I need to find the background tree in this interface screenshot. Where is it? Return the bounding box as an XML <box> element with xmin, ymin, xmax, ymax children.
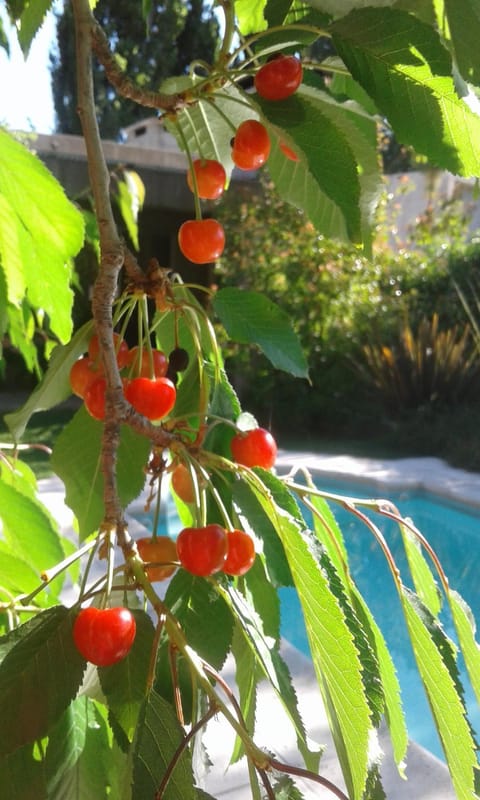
<box><xmin>50</xmin><ymin>0</ymin><xmax>220</xmax><ymax>137</ymax></box>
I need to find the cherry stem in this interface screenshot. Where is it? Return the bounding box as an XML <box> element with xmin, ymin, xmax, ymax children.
<box><xmin>269</xmin><ymin>757</ymin><xmax>349</xmax><ymax>800</ymax></box>
<box><xmin>19</xmin><ymin>538</ymin><xmax>99</xmax><ymax>606</ymax></box>
<box><xmin>173</xmin><ymin>119</ymin><xmax>202</xmax><ymax>220</ymax></box>
<box><xmin>154</xmin><ymin>705</ymin><xmax>218</xmax><ymax>799</ymax></box>
<box><xmin>151</xmin><ymin>472</ymin><xmax>163</xmax><ymax>539</ymax></box>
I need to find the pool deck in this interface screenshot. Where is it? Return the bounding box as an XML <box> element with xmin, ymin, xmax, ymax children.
<box><xmin>38</xmin><ymin>451</ymin><xmax>480</xmax><ymax>799</ymax></box>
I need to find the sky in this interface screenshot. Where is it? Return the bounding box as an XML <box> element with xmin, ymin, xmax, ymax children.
<box><xmin>0</xmin><ymin>3</ymin><xmax>59</xmax><ymax>133</ymax></box>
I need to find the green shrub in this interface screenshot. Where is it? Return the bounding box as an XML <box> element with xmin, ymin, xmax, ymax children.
<box><xmin>216</xmin><ymin>176</ymin><xmax>480</xmax><ymax>435</ymax></box>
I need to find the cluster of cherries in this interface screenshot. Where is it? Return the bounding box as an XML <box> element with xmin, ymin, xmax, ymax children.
<box><xmin>72</xmin><ymin>426</ymin><xmax>278</xmax><ymax>666</ymax></box>
<box><xmin>69</xmin><ymin>333</ymin><xmax>189</xmax><ymax>422</ymax></box>
<box><xmin>177</xmin><ymin>54</ymin><xmax>303</xmax><ymax>265</ymax></box>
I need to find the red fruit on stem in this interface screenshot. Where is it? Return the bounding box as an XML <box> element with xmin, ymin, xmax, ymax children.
<box><xmin>69</xmin><ymin>356</ymin><xmax>99</xmax><ymax>398</ymax></box>
<box><xmin>84</xmin><ymin>376</ymin><xmax>107</xmax><ymax>421</ymax></box>
<box><xmin>72</xmin><ymin>606</ymin><xmax>136</xmax><ymax>666</ymax></box>
<box><xmin>223</xmin><ymin>529</ymin><xmax>256</xmax><ymax>576</ymax></box>
<box><xmin>128</xmin><ymin>346</ymin><xmax>168</xmax><ymax>378</ymax></box>
<box><xmin>232</xmin><ymin>120</ymin><xmax>271</xmax><ymax>171</ymax></box>
<box><xmin>178</xmin><ymin>218</ymin><xmax>225</xmax><ymax>264</ymax></box>
<box><xmin>125</xmin><ymin>376</ymin><xmax>176</xmax><ymax>420</ymax></box>
<box><xmin>176</xmin><ymin>524</ymin><xmax>228</xmax><ymax>576</ymax></box>
<box><xmin>171</xmin><ymin>463</ymin><xmax>196</xmax><ymax>504</ymax></box>
<box><xmin>88</xmin><ymin>332</ymin><xmax>130</xmax><ymax>368</ymax></box>
<box><xmin>230</xmin><ymin>427</ymin><xmax>278</xmax><ymax>469</ymax></box>
<box><xmin>137</xmin><ymin>536</ymin><xmax>178</xmax><ymax>582</ymax></box>
<box><xmin>187</xmin><ymin>159</ymin><xmax>226</xmax><ymax>200</ymax></box>
<box><xmin>254</xmin><ymin>55</ymin><xmax>303</xmax><ymax>101</ymax></box>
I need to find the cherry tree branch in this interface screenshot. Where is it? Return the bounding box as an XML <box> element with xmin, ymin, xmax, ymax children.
<box><xmin>90</xmin><ymin>20</ymin><xmax>188</xmax><ymax>113</ymax></box>
<box><xmin>72</xmin><ymin>0</ymin><xmax>175</xmax><ymax>539</ymax></box>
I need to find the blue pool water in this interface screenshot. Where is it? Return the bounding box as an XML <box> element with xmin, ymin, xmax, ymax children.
<box><xmin>279</xmin><ymin>476</ymin><xmax>480</xmax><ymax>760</ymax></box>
<box><xmin>134</xmin><ymin>474</ymin><xmax>480</xmax><ymax>760</ymax></box>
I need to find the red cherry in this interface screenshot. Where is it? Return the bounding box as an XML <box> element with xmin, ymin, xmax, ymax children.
<box><xmin>230</xmin><ymin>427</ymin><xmax>278</xmax><ymax>469</ymax></box>
<box><xmin>72</xmin><ymin>606</ymin><xmax>136</xmax><ymax>667</ymax></box>
<box><xmin>88</xmin><ymin>332</ymin><xmax>130</xmax><ymax>369</ymax></box>
<box><xmin>254</xmin><ymin>55</ymin><xmax>303</xmax><ymax>101</ymax></box>
<box><xmin>84</xmin><ymin>376</ymin><xmax>107</xmax><ymax>421</ymax></box>
<box><xmin>137</xmin><ymin>536</ymin><xmax>178</xmax><ymax>582</ymax></box>
<box><xmin>127</xmin><ymin>346</ymin><xmax>168</xmax><ymax>378</ymax></box>
<box><xmin>187</xmin><ymin>159</ymin><xmax>226</xmax><ymax>200</ymax></box>
<box><xmin>232</xmin><ymin>120</ymin><xmax>271</xmax><ymax>170</ymax></box>
<box><xmin>69</xmin><ymin>356</ymin><xmax>99</xmax><ymax>398</ymax></box>
<box><xmin>223</xmin><ymin>529</ymin><xmax>256</xmax><ymax>576</ymax></box>
<box><xmin>280</xmin><ymin>142</ymin><xmax>299</xmax><ymax>162</ymax></box>
<box><xmin>125</xmin><ymin>376</ymin><xmax>176</xmax><ymax>420</ymax></box>
<box><xmin>171</xmin><ymin>463</ymin><xmax>196</xmax><ymax>504</ymax></box>
<box><xmin>176</xmin><ymin>524</ymin><xmax>228</xmax><ymax>576</ymax></box>
<box><xmin>178</xmin><ymin>218</ymin><xmax>225</xmax><ymax>264</ymax></box>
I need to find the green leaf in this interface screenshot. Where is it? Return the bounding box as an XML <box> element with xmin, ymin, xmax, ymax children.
<box><xmin>132</xmin><ymin>689</ymin><xmax>195</xmax><ymax>800</ymax></box>
<box><xmin>99</xmin><ymin>610</ymin><xmax>155</xmax><ymax>743</ymax></box>
<box><xmin>449</xmin><ymin>590</ymin><xmax>480</xmax><ymax>709</ymax></box>
<box><xmin>0</xmin><ymin>542</ymin><xmax>48</xmax><ymax>598</ymax></box>
<box><xmin>44</xmin><ymin>696</ymin><xmax>88</xmax><ymax>798</ymax></box>
<box><xmin>232</xmin><ymin>478</ymin><xmax>294</xmax><ymax>588</ymax></box>
<box><xmin>16</xmin><ymin>0</ymin><xmax>53</xmax><ymax>56</ymax></box>
<box><xmin>224</xmin><ymin>582</ymin><xmax>321</xmax><ymax>773</ymax></box>
<box><xmin>310</xmin><ymin>0</ymin><xmax>398</xmax><ymax>13</ymax></box>
<box><xmin>401</xmin><ymin>588</ymin><xmax>478</xmax><ymax>798</ymax></box>
<box><xmin>230</xmin><ymin>623</ymin><xmax>259</xmax><ymax>763</ymax></box>
<box><xmin>257</xmin><ymin>94</ymin><xmax>363</xmax><ymax>242</ymax></box>
<box><xmin>0</xmin><ymin>606</ymin><xmax>85</xmax><ymax>756</ymax></box>
<box><xmin>235</xmin><ymin>0</ymin><xmax>268</xmax><ymax>34</ymax></box>
<box><xmin>76</xmin><ymin>700</ymin><xmax>131</xmax><ymax>799</ymax></box>
<box><xmin>250</xmin><ymin>475</ymin><xmax>374</xmax><ymax>799</ymax></box>
<box><xmin>4</xmin><ymin>320</ymin><xmax>94</xmax><ymax>440</ymax></box>
<box><xmin>112</xmin><ymin>169</ymin><xmax>145</xmax><ymax>252</ymax></box>
<box><xmin>351</xmin><ymin>588</ymin><xmax>408</xmax><ymax>772</ymax></box>
<box><xmin>0</xmin><ymin>743</ymin><xmax>47</xmax><ymax>799</ymax></box>
<box><xmin>0</xmin><ymin>478</ymin><xmax>65</xmax><ymax>584</ymax></box>
<box><xmin>331</xmin><ymin>7</ymin><xmax>480</xmax><ymax>176</ymax></box>
<box><xmin>445</xmin><ymin>0</ymin><xmax>480</xmax><ymax>85</ymax></box>
<box><xmin>0</xmin><ymin>17</ymin><xmax>9</xmax><ymax>54</ymax></box>
<box><xmin>0</xmin><ymin>129</ymin><xmax>84</xmax><ymax>341</ymax></box>
<box><xmin>51</xmin><ymin>406</ymin><xmax>151</xmax><ymax>539</ymax></box>
<box><xmin>165</xmin><ymin>570</ymin><xmax>233</xmax><ymax>670</ymax></box>
<box><xmin>308</xmin><ymin>492</ymin><xmax>408</xmax><ymax>771</ymax></box>
<box><xmin>213</xmin><ymin>288</ymin><xmax>309</xmax><ymax>379</ymax></box>
<box><xmin>297</xmin><ymin>83</ymin><xmax>382</xmax><ymax>244</ymax></box>
<box><xmin>399</xmin><ymin>520</ymin><xmax>442</xmax><ymax>617</ymax></box>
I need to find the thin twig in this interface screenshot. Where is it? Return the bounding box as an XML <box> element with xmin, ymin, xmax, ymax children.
<box><xmin>269</xmin><ymin>756</ymin><xmax>349</xmax><ymax>800</ymax></box>
<box><xmin>154</xmin><ymin>704</ymin><xmax>218</xmax><ymax>799</ymax></box>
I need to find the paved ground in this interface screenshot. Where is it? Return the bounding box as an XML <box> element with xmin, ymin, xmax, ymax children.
<box><xmin>35</xmin><ymin>451</ymin><xmax>480</xmax><ymax>799</ymax></box>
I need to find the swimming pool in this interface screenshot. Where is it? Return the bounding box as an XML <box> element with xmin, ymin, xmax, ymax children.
<box><xmin>131</xmin><ymin>466</ymin><xmax>480</xmax><ymax>761</ymax></box>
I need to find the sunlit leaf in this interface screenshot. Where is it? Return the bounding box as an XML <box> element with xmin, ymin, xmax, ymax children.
<box><xmin>4</xmin><ymin>320</ymin><xmax>94</xmax><ymax>441</ymax></box>
<box><xmin>258</xmin><ymin>93</ymin><xmax>363</xmax><ymax>242</ymax></box>
<box><xmin>444</xmin><ymin>0</ymin><xmax>480</xmax><ymax>85</ymax></box>
<box><xmin>15</xmin><ymin>0</ymin><xmax>53</xmax><ymax>56</ymax></box>
<box><xmin>401</xmin><ymin>588</ymin><xmax>478</xmax><ymax>798</ymax></box>
<box><xmin>0</xmin><ymin>129</ymin><xmax>84</xmax><ymax>341</ymax></box>
<box><xmin>449</xmin><ymin>590</ymin><xmax>480</xmax><ymax>709</ymax></box>
<box><xmin>331</xmin><ymin>7</ymin><xmax>480</xmax><ymax>176</ymax></box>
